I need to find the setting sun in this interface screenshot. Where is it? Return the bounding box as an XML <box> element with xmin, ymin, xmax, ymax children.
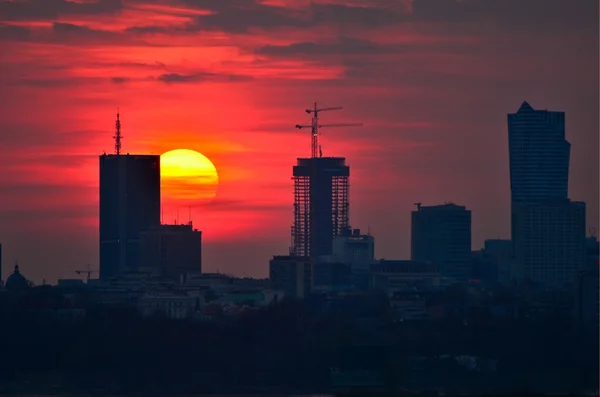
<box><xmin>160</xmin><ymin>149</ymin><xmax>219</xmax><ymax>203</ymax></box>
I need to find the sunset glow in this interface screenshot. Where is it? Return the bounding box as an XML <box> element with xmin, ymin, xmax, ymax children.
<box><xmin>0</xmin><ymin>0</ymin><xmax>596</xmax><ymax>283</ymax></box>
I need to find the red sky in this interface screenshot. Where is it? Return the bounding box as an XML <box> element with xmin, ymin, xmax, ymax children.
<box><xmin>0</xmin><ymin>0</ymin><xmax>597</xmax><ymax>283</ymax></box>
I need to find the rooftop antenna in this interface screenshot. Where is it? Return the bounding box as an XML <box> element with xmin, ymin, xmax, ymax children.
<box><xmin>414</xmin><ymin>202</ymin><xmax>422</xmax><ymax>210</ymax></box>
<box><xmin>114</xmin><ymin>108</ymin><xmax>122</xmax><ymax>155</ymax></box>
<box><xmin>295</xmin><ymin>102</ymin><xmax>363</xmax><ymax>158</ymax></box>
<box><xmin>188</xmin><ymin>206</ymin><xmax>192</xmax><ymax>225</ymax></box>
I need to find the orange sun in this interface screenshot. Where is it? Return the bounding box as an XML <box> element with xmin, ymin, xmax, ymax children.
<box><xmin>160</xmin><ymin>149</ymin><xmax>219</xmax><ymax>203</ymax></box>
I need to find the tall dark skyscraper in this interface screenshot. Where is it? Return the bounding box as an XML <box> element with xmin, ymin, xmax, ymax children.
<box><xmin>507</xmin><ymin>102</ymin><xmax>585</xmax><ymax>288</ymax></box>
<box><xmin>99</xmin><ymin>113</ymin><xmax>161</xmax><ymax>280</ymax></box>
<box><xmin>508</xmin><ymin>101</ymin><xmax>570</xmax><ymax>202</ymax></box>
<box><xmin>290</xmin><ymin>157</ymin><xmax>350</xmax><ymax>259</ymax></box>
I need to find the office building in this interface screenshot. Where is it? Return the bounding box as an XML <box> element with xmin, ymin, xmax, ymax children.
<box><xmin>332</xmin><ymin>228</ymin><xmax>375</xmax><ymax>272</ymax></box>
<box><xmin>411</xmin><ymin>203</ymin><xmax>472</xmax><ymax>283</ymax></box>
<box><xmin>576</xmin><ymin>266</ymin><xmax>599</xmax><ymax>331</ymax></box>
<box><xmin>99</xmin><ymin>113</ymin><xmax>161</xmax><ymax>280</ymax></box>
<box><xmin>370</xmin><ymin>260</ymin><xmax>441</xmax><ymax>293</ymax></box>
<box><xmin>139</xmin><ymin>223</ymin><xmax>202</xmax><ymax>279</ymax></box>
<box><xmin>290</xmin><ymin>157</ymin><xmax>350</xmax><ymax>259</ymax></box>
<box><xmin>483</xmin><ymin>239</ymin><xmax>514</xmax><ymax>285</ymax></box>
<box><xmin>586</xmin><ymin>236</ymin><xmax>599</xmax><ymax>270</ymax></box>
<box><xmin>512</xmin><ymin>200</ymin><xmax>586</xmax><ymax>288</ymax></box>
<box><xmin>508</xmin><ymin>101</ymin><xmax>570</xmax><ymax>203</ymax></box>
<box><xmin>269</xmin><ymin>255</ymin><xmax>312</xmax><ymax>299</ymax></box>
<box><xmin>507</xmin><ymin>102</ymin><xmax>587</xmax><ymax>289</ymax></box>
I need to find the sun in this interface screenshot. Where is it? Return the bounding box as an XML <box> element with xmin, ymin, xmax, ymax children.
<box><xmin>160</xmin><ymin>149</ymin><xmax>219</xmax><ymax>203</ymax></box>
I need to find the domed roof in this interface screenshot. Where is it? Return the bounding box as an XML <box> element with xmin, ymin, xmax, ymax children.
<box><xmin>5</xmin><ymin>263</ymin><xmax>30</xmax><ymax>291</ymax></box>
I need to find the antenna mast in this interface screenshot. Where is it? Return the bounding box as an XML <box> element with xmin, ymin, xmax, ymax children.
<box><xmin>114</xmin><ymin>109</ymin><xmax>122</xmax><ymax>155</ymax></box>
<box><xmin>295</xmin><ymin>102</ymin><xmax>362</xmax><ymax>158</ymax></box>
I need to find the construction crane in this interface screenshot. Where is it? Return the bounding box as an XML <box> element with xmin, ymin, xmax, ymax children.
<box><xmin>75</xmin><ymin>265</ymin><xmax>98</xmax><ymax>283</ymax></box>
<box><xmin>295</xmin><ymin>102</ymin><xmax>363</xmax><ymax>158</ymax></box>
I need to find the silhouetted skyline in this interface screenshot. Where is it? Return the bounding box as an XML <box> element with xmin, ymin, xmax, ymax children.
<box><xmin>0</xmin><ymin>0</ymin><xmax>597</xmax><ymax>283</ymax></box>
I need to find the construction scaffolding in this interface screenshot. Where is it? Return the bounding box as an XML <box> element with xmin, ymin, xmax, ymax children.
<box><xmin>290</xmin><ymin>157</ymin><xmax>350</xmax><ymax>258</ymax></box>
<box><xmin>291</xmin><ymin>174</ymin><xmax>311</xmax><ymax>257</ymax></box>
<box><xmin>331</xmin><ymin>175</ymin><xmax>349</xmax><ymax>238</ymax></box>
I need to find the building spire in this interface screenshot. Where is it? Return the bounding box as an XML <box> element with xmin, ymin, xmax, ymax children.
<box><xmin>114</xmin><ymin>109</ymin><xmax>122</xmax><ymax>155</ymax></box>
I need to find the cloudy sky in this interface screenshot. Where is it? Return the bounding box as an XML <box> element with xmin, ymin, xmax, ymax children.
<box><xmin>0</xmin><ymin>0</ymin><xmax>597</xmax><ymax>283</ymax></box>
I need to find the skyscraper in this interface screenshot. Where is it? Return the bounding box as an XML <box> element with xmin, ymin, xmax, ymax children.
<box><xmin>507</xmin><ymin>102</ymin><xmax>586</xmax><ymax>288</ymax></box>
<box><xmin>508</xmin><ymin>101</ymin><xmax>570</xmax><ymax>202</ymax></box>
<box><xmin>99</xmin><ymin>113</ymin><xmax>161</xmax><ymax>280</ymax></box>
<box><xmin>411</xmin><ymin>203</ymin><xmax>472</xmax><ymax>283</ymax></box>
<box><xmin>290</xmin><ymin>157</ymin><xmax>350</xmax><ymax>259</ymax></box>
<box><xmin>512</xmin><ymin>200</ymin><xmax>586</xmax><ymax>288</ymax></box>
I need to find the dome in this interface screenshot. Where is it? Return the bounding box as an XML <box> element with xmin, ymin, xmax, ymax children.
<box><xmin>5</xmin><ymin>263</ymin><xmax>30</xmax><ymax>291</ymax></box>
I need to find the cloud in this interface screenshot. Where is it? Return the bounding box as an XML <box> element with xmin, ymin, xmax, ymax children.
<box><xmin>0</xmin><ymin>23</ymin><xmax>30</xmax><ymax>40</ymax></box>
<box><xmin>12</xmin><ymin>76</ymin><xmax>103</xmax><ymax>88</ymax></box>
<box><xmin>309</xmin><ymin>2</ymin><xmax>408</xmax><ymax>27</ymax></box>
<box><xmin>111</xmin><ymin>76</ymin><xmax>130</xmax><ymax>84</ymax></box>
<box><xmin>156</xmin><ymin>72</ymin><xmax>253</xmax><ymax>84</ymax></box>
<box><xmin>256</xmin><ymin>37</ymin><xmax>394</xmax><ymax>57</ymax></box>
<box><xmin>119</xmin><ymin>61</ymin><xmax>167</xmax><ymax>69</ymax></box>
<box><xmin>0</xmin><ymin>0</ymin><xmax>123</xmax><ymax>21</ymax></box>
<box><xmin>135</xmin><ymin>0</ymin><xmax>596</xmax><ymax>38</ymax></box>
<box><xmin>52</xmin><ymin>21</ymin><xmax>119</xmax><ymax>40</ymax></box>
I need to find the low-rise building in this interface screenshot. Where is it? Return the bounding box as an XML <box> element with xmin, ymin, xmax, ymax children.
<box><xmin>138</xmin><ymin>292</ymin><xmax>198</xmax><ymax>320</ymax></box>
<box><xmin>370</xmin><ymin>260</ymin><xmax>441</xmax><ymax>295</ymax></box>
<box><xmin>269</xmin><ymin>255</ymin><xmax>311</xmax><ymax>298</ymax></box>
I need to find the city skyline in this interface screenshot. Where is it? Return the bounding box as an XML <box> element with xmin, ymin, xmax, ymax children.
<box><xmin>0</xmin><ymin>0</ymin><xmax>598</xmax><ymax>283</ymax></box>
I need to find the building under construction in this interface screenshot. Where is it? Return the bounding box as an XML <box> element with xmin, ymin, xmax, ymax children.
<box><xmin>290</xmin><ymin>103</ymin><xmax>359</xmax><ymax>259</ymax></box>
<box><xmin>291</xmin><ymin>157</ymin><xmax>350</xmax><ymax>258</ymax></box>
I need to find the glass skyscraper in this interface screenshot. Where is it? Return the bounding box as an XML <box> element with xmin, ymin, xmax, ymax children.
<box><xmin>508</xmin><ymin>101</ymin><xmax>570</xmax><ymax>202</ymax></box>
<box><xmin>508</xmin><ymin>102</ymin><xmax>586</xmax><ymax>289</ymax></box>
<box><xmin>99</xmin><ymin>154</ymin><xmax>161</xmax><ymax>280</ymax></box>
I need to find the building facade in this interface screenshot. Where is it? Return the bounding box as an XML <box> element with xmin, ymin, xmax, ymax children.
<box><xmin>512</xmin><ymin>200</ymin><xmax>586</xmax><ymax>288</ymax></box>
<box><xmin>99</xmin><ymin>153</ymin><xmax>161</xmax><ymax>280</ymax></box>
<box><xmin>290</xmin><ymin>157</ymin><xmax>350</xmax><ymax>259</ymax></box>
<box><xmin>411</xmin><ymin>203</ymin><xmax>472</xmax><ymax>283</ymax></box>
<box><xmin>269</xmin><ymin>255</ymin><xmax>312</xmax><ymax>299</ymax></box>
<box><xmin>139</xmin><ymin>223</ymin><xmax>202</xmax><ymax>279</ymax></box>
<box><xmin>507</xmin><ymin>102</ymin><xmax>587</xmax><ymax>289</ymax></box>
<box><xmin>508</xmin><ymin>101</ymin><xmax>570</xmax><ymax>203</ymax></box>
<box><xmin>332</xmin><ymin>228</ymin><xmax>375</xmax><ymax>273</ymax></box>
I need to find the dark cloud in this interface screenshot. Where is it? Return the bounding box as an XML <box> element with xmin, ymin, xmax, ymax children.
<box><xmin>0</xmin><ymin>0</ymin><xmax>122</xmax><ymax>21</ymax></box>
<box><xmin>412</xmin><ymin>0</ymin><xmax>597</xmax><ymax>35</ymax></box>
<box><xmin>124</xmin><ymin>0</ymin><xmax>595</xmax><ymax>38</ymax></box>
<box><xmin>309</xmin><ymin>2</ymin><xmax>407</xmax><ymax>27</ymax></box>
<box><xmin>52</xmin><ymin>21</ymin><xmax>117</xmax><ymax>40</ymax></box>
<box><xmin>256</xmin><ymin>37</ymin><xmax>394</xmax><ymax>57</ymax></box>
<box><xmin>0</xmin><ymin>23</ymin><xmax>30</xmax><ymax>40</ymax></box>
<box><xmin>119</xmin><ymin>61</ymin><xmax>167</xmax><ymax>69</ymax></box>
<box><xmin>156</xmin><ymin>72</ymin><xmax>253</xmax><ymax>84</ymax></box>
<box><xmin>13</xmin><ymin>76</ymin><xmax>103</xmax><ymax>88</ymax></box>
<box><xmin>1</xmin><ymin>0</ymin><xmax>595</xmax><ymax>40</ymax></box>
<box><xmin>111</xmin><ymin>76</ymin><xmax>130</xmax><ymax>84</ymax></box>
